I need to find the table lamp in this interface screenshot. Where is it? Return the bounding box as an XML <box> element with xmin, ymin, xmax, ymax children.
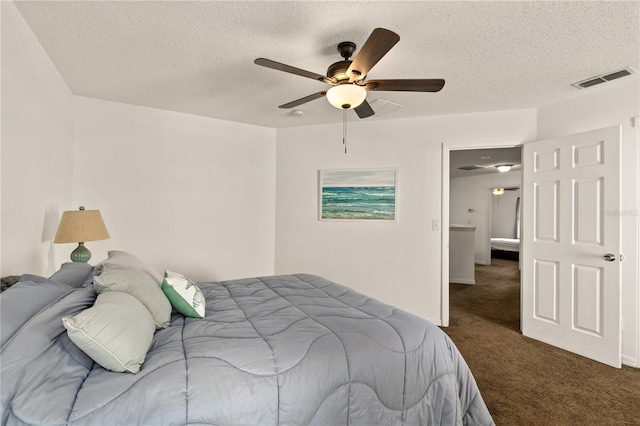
<box><xmin>54</xmin><ymin>206</ymin><xmax>110</xmax><ymax>263</ymax></box>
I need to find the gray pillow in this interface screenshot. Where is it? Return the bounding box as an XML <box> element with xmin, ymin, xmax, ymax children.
<box><xmin>99</xmin><ymin>250</ymin><xmax>163</xmax><ymax>286</ymax></box>
<box><xmin>50</xmin><ymin>262</ymin><xmax>98</xmax><ymax>288</ymax></box>
<box><xmin>62</xmin><ymin>291</ymin><xmax>155</xmax><ymax>373</ymax></box>
<box><xmin>93</xmin><ymin>264</ymin><xmax>171</xmax><ymax>329</ymax></box>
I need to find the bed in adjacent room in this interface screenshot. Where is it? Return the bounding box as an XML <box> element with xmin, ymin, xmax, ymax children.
<box><xmin>490</xmin><ymin>237</ymin><xmax>520</xmax><ymax>261</ymax></box>
<box><xmin>1</xmin><ymin>251</ymin><xmax>494</xmax><ymax>425</ymax></box>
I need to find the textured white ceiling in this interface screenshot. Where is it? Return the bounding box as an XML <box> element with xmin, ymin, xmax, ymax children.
<box><xmin>450</xmin><ymin>147</ymin><xmax>522</xmax><ymax>178</ymax></box>
<box><xmin>14</xmin><ymin>1</ymin><xmax>640</xmax><ymax>128</ymax></box>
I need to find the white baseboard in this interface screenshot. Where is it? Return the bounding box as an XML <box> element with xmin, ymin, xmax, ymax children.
<box><xmin>428</xmin><ymin>317</ymin><xmax>443</xmax><ymax>326</ymax></box>
<box><xmin>450</xmin><ymin>278</ymin><xmax>476</xmax><ymax>285</ymax></box>
<box><xmin>622</xmin><ymin>354</ymin><xmax>638</xmax><ymax>368</ymax></box>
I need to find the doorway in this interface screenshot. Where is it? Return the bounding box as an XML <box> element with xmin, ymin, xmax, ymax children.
<box><xmin>441</xmin><ymin>142</ymin><xmax>522</xmax><ymax>327</ymax></box>
<box><xmin>443</xmin><ymin>125</ymin><xmax>624</xmax><ymax>367</ymax></box>
<box><xmin>489</xmin><ymin>185</ymin><xmax>521</xmax><ymax>264</ymax></box>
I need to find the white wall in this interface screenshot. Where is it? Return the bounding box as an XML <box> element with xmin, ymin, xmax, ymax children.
<box><xmin>491</xmin><ymin>189</ymin><xmax>520</xmax><ymax>238</ymax></box>
<box><xmin>275</xmin><ymin>109</ymin><xmax>536</xmax><ymax>323</ymax></box>
<box><xmin>1</xmin><ymin>1</ymin><xmax>74</xmax><ymax>277</ymax></box>
<box><xmin>1</xmin><ymin>0</ymin><xmax>277</xmax><ymax>281</ymax></box>
<box><xmin>450</xmin><ymin>170</ymin><xmax>522</xmax><ymax>264</ymax></box>
<box><xmin>537</xmin><ymin>78</ymin><xmax>640</xmax><ymax>367</ymax></box>
<box><xmin>70</xmin><ymin>97</ymin><xmax>277</xmax><ymax>281</ymax></box>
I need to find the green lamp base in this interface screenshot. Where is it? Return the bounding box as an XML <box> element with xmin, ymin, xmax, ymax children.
<box><xmin>70</xmin><ymin>242</ymin><xmax>91</xmax><ymax>263</ymax></box>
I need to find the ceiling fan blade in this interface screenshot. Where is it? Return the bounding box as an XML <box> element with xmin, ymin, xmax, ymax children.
<box><xmin>364</xmin><ymin>79</ymin><xmax>445</xmax><ymax>92</ymax></box>
<box><xmin>279</xmin><ymin>91</ymin><xmax>327</xmax><ymax>109</ymax></box>
<box><xmin>347</xmin><ymin>28</ymin><xmax>400</xmax><ymax>82</ymax></box>
<box><xmin>473</xmin><ymin>163</ymin><xmax>521</xmax><ymax>169</ymax></box>
<box><xmin>255</xmin><ymin>58</ymin><xmax>335</xmax><ymax>85</ymax></box>
<box><xmin>354</xmin><ymin>99</ymin><xmax>375</xmax><ymax>119</ymax></box>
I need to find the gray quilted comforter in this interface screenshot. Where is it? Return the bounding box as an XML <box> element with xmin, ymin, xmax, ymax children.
<box><xmin>1</xmin><ymin>273</ymin><xmax>493</xmax><ymax>425</ymax></box>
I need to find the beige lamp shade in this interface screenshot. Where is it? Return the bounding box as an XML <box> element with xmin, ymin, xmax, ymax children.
<box><xmin>54</xmin><ymin>207</ymin><xmax>110</xmax><ymax>243</ymax></box>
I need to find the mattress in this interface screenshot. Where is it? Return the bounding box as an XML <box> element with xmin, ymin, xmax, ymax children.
<box><xmin>490</xmin><ymin>237</ymin><xmax>520</xmax><ymax>252</ymax></box>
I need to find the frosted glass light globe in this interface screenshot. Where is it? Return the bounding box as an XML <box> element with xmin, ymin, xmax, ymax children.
<box><xmin>326</xmin><ymin>84</ymin><xmax>367</xmax><ymax>109</ymax></box>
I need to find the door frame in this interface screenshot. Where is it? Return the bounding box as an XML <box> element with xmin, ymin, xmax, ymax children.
<box><xmin>441</xmin><ymin>140</ymin><xmax>522</xmax><ymax>327</ymax></box>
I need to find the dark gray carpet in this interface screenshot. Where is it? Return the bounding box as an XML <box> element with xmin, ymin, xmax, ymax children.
<box><xmin>443</xmin><ymin>258</ymin><xmax>640</xmax><ymax>425</ymax></box>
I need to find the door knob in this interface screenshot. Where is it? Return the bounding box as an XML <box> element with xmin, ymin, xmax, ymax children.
<box><xmin>603</xmin><ymin>253</ymin><xmax>616</xmax><ymax>262</ymax></box>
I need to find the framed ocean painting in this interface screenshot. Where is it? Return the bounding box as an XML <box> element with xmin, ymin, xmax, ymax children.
<box><xmin>319</xmin><ymin>168</ymin><xmax>397</xmax><ymax>221</ymax></box>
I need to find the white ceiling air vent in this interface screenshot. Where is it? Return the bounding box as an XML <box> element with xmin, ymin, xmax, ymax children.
<box><xmin>572</xmin><ymin>67</ymin><xmax>636</xmax><ymax>89</ymax></box>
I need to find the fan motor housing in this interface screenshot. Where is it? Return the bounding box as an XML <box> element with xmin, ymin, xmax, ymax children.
<box><xmin>327</xmin><ymin>61</ymin><xmax>352</xmax><ymax>82</ymax></box>
<box><xmin>327</xmin><ymin>41</ymin><xmax>357</xmax><ymax>82</ymax></box>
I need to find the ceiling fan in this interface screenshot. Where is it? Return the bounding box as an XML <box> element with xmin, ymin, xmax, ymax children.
<box><xmin>493</xmin><ymin>186</ymin><xmax>520</xmax><ymax>195</ymax></box>
<box><xmin>459</xmin><ymin>163</ymin><xmax>521</xmax><ymax>173</ymax></box>
<box><xmin>254</xmin><ymin>28</ymin><xmax>445</xmax><ymax>119</ymax></box>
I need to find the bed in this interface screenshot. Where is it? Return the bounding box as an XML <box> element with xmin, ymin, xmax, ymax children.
<box><xmin>490</xmin><ymin>237</ymin><xmax>520</xmax><ymax>260</ymax></box>
<box><xmin>1</xmin><ymin>251</ymin><xmax>494</xmax><ymax>425</ymax></box>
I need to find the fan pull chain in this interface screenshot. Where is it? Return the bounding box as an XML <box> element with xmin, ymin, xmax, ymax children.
<box><xmin>343</xmin><ymin>109</ymin><xmax>348</xmax><ymax>154</ymax></box>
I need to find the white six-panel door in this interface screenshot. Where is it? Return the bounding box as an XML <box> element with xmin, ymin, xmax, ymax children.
<box><xmin>522</xmin><ymin>125</ymin><xmax>622</xmax><ymax>368</ymax></box>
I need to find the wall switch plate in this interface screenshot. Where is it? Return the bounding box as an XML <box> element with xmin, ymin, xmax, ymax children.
<box><xmin>432</xmin><ymin>219</ymin><xmax>440</xmax><ymax>231</ymax></box>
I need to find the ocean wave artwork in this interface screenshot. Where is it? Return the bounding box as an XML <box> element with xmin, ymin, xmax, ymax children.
<box><xmin>320</xmin><ymin>169</ymin><xmax>396</xmax><ymax>220</ymax></box>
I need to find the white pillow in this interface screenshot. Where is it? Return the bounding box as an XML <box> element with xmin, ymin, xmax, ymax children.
<box><xmin>161</xmin><ymin>271</ymin><xmax>206</xmax><ymax>319</ymax></box>
<box><xmin>62</xmin><ymin>292</ymin><xmax>155</xmax><ymax>374</ymax></box>
<box><xmin>100</xmin><ymin>250</ymin><xmax>163</xmax><ymax>286</ymax></box>
<box><xmin>94</xmin><ymin>264</ymin><xmax>171</xmax><ymax>329</ymax></box>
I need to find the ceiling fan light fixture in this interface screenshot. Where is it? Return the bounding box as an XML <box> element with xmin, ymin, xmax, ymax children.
<box><xmin>326</xmin><ymin>84</ymin><xmax>367</xmax><ymax>110</ymax></box>
<box><xmin>493</xmin><ymin>187</ymin><xmax>505</xmax><ymax>195</ymax></box>
<box><xmin>496</xmin><ymin>164</ymin><xmax>512</xmax><ymax>173</ymax></box>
